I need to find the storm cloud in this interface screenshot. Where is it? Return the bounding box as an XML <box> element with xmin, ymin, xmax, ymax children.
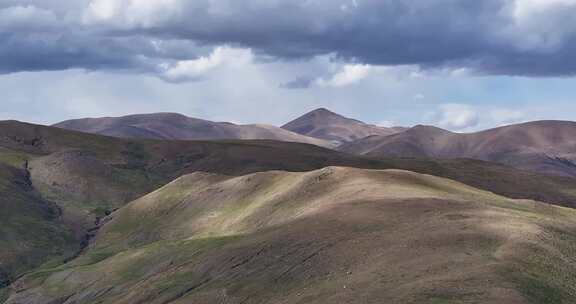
<box><xmin>2</xmin><ymin>0</ymin><xmax>576</xmax><ymax>78</ymax></box>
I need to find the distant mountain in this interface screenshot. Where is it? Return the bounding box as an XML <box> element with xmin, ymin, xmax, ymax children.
<box><xmin>282</xmin><ymin>108</ymin><xmax>404</xmax><ymax>144</ymax></box>
<box><xmin>340</xmin><ymin>120</ymin><xmax>576</xmax><ymax>177</ymax></box>
<box><xmin>54</xmin><ymin>112</ymin><xmax>332</xmax><ymax>147</ymax></box>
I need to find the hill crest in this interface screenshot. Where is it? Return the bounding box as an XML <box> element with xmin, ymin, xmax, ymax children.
<box><xmin>282</xmin><ymin>108</ymin><xmax>402</xmax><ymax>143</ymax></box>
<box><xmin>54</xmin><ymin>112</ymin><xmax>332</xmax><ymax>147</ymax></box>
<box><xmin>341</xmin><ymin>120</ymin><xmax>576</xmax><ymax>176</ymax></box>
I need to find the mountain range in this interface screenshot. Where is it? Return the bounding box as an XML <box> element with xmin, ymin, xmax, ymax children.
<box><xmin>54</xmin><ymin>109</ymin><xmax>404</xmax><ymax>147</ymax></box>
<box><xmin>2</xmin><ymin>109</ymin><xmax>576</xmax><ymax>303</ymax></box>
<box><xmin>54</xmin><ymin>112</ymin><xmax>333</xmax><ymax>147</ymax></box>
<box><xmin>55</xmin><ymin>109</ymin><xmax>576</xmax><ymax>177</ymax></box>
<box><xmin>340</xmin><ymin>120</ymin><xmax>576</xmax><ymax>177</ymax></box>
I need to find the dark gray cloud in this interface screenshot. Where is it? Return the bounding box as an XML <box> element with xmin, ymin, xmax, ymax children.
<box><xmin>279</xmin><ymin>77</ymin><xmax>314</xmax><ymax>89</ymax></box>
<box><xmin>2</xmin><ymin>0</ymin><xmax>576</xmax><ymax>77</ymax></box>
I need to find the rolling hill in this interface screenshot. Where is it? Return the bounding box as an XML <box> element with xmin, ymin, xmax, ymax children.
<box><xmin>340</xmin><ymin>121</ymin><xmax>576</xmax><ymax>177</ymax></box>
<box><xmin>54</xmin><ymin>113</ymin><xmax>332</xmax><ymax>147</ymax></box>
<box><xmin>7</xmin><ymin>167</ymin><xmax>576</xmax><ymax>303</ymax></box>
<box><xmin>0</xmin><ymin>120</ymin><xmax>349</xmax><ymax>297</ymax></box>
<box><xmin>4</xmin><ymin>120</ymin><xmax>576</xmax><ymax>302</ymax></box>
<box><xmin>282</xmin><ymin>108</ymin><xmax>403</xmax><ymax>144</ymax></box>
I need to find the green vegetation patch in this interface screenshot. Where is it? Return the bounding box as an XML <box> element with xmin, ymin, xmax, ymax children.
<box><xmin>428</xmin><ymin>297</ymin><xmax>459</xmax><ymax>304</ymax></box>
<box><xmin>17</xmin><ymin>236</ymin><xmax>243</xmax><ymax>302</ymax></box>
<box><xmin>418</xmin><ymin>289</ymin><xmax>484</xmax><ymax>304</ymax></box>
<box><xmin>0</xmin><ymin>287</ymin><xmax>8</xmax><ymax>303</ymax></box>
<box><xmin>515</xmin><ymin>275</ymin><xmax>568</xmax><ymax>304</ymax></box>
<box><xmin>121</xmin><ymin>142</ymin><xmax>150</xmax><ymax>169</ymax></box>
<box><xmin>0</xmin><ymin>149</ymin><xmax>31</xmax><ymax>168</ymax></box>
<box><xmin>503</xmin><ymin>225</ymin><xmax>576</xmax><ymax>304</ymax></box>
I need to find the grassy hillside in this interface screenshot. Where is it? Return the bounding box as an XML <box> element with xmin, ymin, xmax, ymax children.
<box><xmin>0</xmin><ymin>120</ymin><xmax>361</xmax><ymax>228</ymax></box>
<box><xmin>3</xmin><ymin>120</ymin><xmax>576</xmax><ymax>299</ymax></box>
<box><xmin>0</xmin><ymin>122</ymin><xmax>162</xmax><ymax>288</ymax></box>
<box><xmin>371</xmin><ymin>157</ymin><xmax>576</xmax><ymax>209</ymax></box>
<box><xmin>0</xmin><ymin>164</ymin><xmax>78</xmax><ymax>300</ymax></box>
<box><xmin>0</xmin><ymin>120</ymin><xmax>370</xmax><ymax>289</ymax></box>
<box><xmin>7</xmin><ymin>168</ymin><xmax>576</xmax><ymax>303</ymax></box>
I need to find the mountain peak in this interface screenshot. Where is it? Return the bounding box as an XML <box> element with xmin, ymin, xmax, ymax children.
<box><xmin>311</xmin><ymin>107</ymin><xmax>331</xmax><ymax>113</ymax></box>
<box><xmin>408</xmin><ymin>124</ymin><xmax>451</xmax><ymax>134</ymax></box>
<box><xmin>286</xmin><ymin>108</ymin><xmax>365</xmax><ymax>125</ymax></box>
<box><xmin>298</xmin><ymin>108</ymin><xmax>352</xmax><ymax>121</ymax></box>
<box><xmin>282</xmin><ymin>108</ymin><xmax>402</xmax><ymax>143</ymax></box>
<box><xmin>309</xmin><ymin>107</ymin><xmax>339</xmax><ymax>115</ymax></box>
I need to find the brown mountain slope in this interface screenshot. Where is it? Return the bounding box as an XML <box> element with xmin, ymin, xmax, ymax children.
<box><xmin>4</xmin><ymin>119</ymin><xmax>576</xmax><ymax>294</ymax></box>
<box><xmin>54</xmin><ymin>113</ymin><xmax>332</xmax><ymax>147</ymax></box>
<box><xmin>282</xmin><ymin>108</ymin><xmax>402</xmax><ymax>144</ymax></box>
<box><xmin>5</xmin><ymin>119</ymin><xmax>576</xmax><ymax>208</ymax></box>
<box><xmin>8</xmin><ymin>167</ymin><xmax>576</xmax><ymax>303</ymax></box>
<box><xmin>340</xmin><ymin>120</ymin><xmax>576</xmax><ymax>177</ymax></box>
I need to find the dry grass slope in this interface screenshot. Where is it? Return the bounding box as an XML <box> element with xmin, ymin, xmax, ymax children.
<box><xmin>7</xmin><ymin>167</ymin><xmax>576</xmax><ymax>304</ymax></box>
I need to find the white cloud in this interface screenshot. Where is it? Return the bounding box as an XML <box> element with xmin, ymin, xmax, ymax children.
<box><xmin>85</xmin><ymin>0</ymin><xmax>119</xmax><ymax>21</ymax></box>
<box><xmin>428</xmin><ymin>105</ymin><xmax>530</xmax><ymax>131</ymax></box>
<box><xmin>513</xmin><ymin>0</ymin><xmax>576</xmax><ymax>20</ymax></box>
<box><xmin>316</xmin><ymin>64</ymin><xmax>371</xmax><ymax>87</ymax></box>
<box><xmin>430</xmin><ymin>104</ymin><xmax>480</xmax><ymax>131</ymax></box>
<box><xmin>490</xmin><ymin>109</ymin><xmax>526</xmax><ymax>124</ymax></box>
<box><xmin>84</xmin><ymin>0</ymin><xmax>181</xmax><ymax>27</ymax></box>
<box><xmin>503</xmin><ymin>0</ymin><xmax>576</xmax><ymax>52</ymax></box>
<box><xmin>158</xmin><ymin>46</ymin><xmax>253</xmax><ymax>83</ymax></box>
<box><xmin>377</xmin><ymin>120</ymin><xmax>396</xmax><ymax>128</ymax></box>
<box><xmin>413</xmin><ymin>93</ymin><xmax>425</xmax><ymax>100</ymax></box>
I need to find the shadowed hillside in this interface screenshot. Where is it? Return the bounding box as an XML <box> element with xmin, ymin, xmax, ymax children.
<box><xmin>0</xmin><ymin>164</ymin><xmax>78</xmax><ymax>301</ymax></box>
<box><xmin>340</xmin><ymin>121</ymin><xmax>576</xmax><ymax>177</ymax></box>
<box><xmin>7</xmin><ymin>168</ymin><xmax>576</xmax><ymax>303</ymax></box>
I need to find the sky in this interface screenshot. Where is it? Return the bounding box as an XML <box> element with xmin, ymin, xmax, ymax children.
<box><xmin>2</xmin><ymin>0</ymin><xmax>576</xmax><ymax>131</ymax></box>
